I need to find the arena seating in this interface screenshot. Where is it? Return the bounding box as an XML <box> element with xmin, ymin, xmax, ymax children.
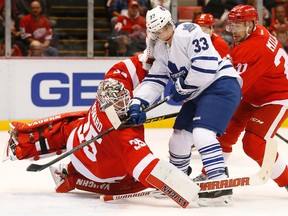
<box><xmin>49</xmin><ymin>0</ymin><xmax>110</xmax><ymax>56</ymax></box>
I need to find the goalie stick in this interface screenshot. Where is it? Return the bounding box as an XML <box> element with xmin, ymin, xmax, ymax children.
<box><xmin>275</xmin><ymin>132</ymin><xmax>288</xmax><ymax>144</ymax></box>
<box><xmin>26</xmin><ymin>96</ymin><xmax>171</xmax><ymax>172</ymax></box>
<box><xmin>100</xmin><ymin>138</ymin><xmax>278</xmax><ymax>202</ymax></box>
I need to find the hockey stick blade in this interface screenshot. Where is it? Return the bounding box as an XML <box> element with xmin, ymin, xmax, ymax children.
<box><xmin>100</xmin><ymin>139</ymin><xmax>277</xmax><ymax>201</ymax></box>
<box><xmin>26</xmin><ymin>96</ymin><xmax>171</xmax><ymax>172</ymax></box>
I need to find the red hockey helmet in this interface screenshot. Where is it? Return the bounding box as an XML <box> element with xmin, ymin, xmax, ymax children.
<box><xmin>194</xmin><ymin>13</ymin><xmax>215</xmax><ymax>26</ymax></box>
<box><xmin>228</xmin><ymin>4</ymin><xmax>258</xmax><ymax>22</ymax></box>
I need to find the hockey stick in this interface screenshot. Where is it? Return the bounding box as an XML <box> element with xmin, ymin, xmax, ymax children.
<box><xmin>119</xmin><ymin>111</ymin><xmax>178</xmax><ymax>129</ymax></box>
<box><xmin>100</xmin><ymin>138</ymin><xmax>277</xmax><ymax>201</ymax></box>
<box><xmin>26</xmin><ymin>96</ymin><xmax>171</xmax><ymax>172</ymax></box>
<box><xmin>275</xmin><ymin>132</ymin><xmax>288</xmax><ymax>144</ymax></box>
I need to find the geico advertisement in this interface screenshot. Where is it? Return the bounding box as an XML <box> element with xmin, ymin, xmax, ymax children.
<box><xmin>0</xmin><ymin>59</ymin><xmax>180</xmax><ymax>121</ymax></box>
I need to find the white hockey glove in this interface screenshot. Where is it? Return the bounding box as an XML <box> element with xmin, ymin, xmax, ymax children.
<box><xmin>142</xmin><ymin>31</ymin><xmax>157</xmax><ymax>71</ymax></box>
<box><xmin>169</xmin><ymin>76</ymin><xmax>199</xmax><ymax>102</ymax></box>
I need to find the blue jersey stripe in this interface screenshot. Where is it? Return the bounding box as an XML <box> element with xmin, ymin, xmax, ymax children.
<box><xmin>143</xmin><ymin>78</ymin><xmax>167</xmax><ymax>87</ymax></box>
<box><xmin>191</xmin><ymin>56</ymin><xmax>218</xmax><ymax>62</ymax></box>
<box><xmin>146</xmin><ymin>74</ymin><xmax>170</xmax><ymax>79</ymax></box>
<box><xmin>191</xmin><ymin>65</ymin><xmax>217</xmax><ymax>74</ymax></box>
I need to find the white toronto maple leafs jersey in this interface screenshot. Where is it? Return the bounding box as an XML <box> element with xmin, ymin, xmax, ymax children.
<box><xmin>134</xmin><ymin>22</ymin><xmax>242</xmax><ymax>104</ymax></box>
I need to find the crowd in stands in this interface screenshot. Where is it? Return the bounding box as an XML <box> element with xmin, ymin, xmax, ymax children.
<box><xmin>0</xmin><ymin>0</ymin><xmax>57</xmax><ymax>57</ymax></box>
<box><xmin>105</xmin><ymin>0</ymin><xmax>288</xmax><ymax>57</ymax></box>
<box><xmin>0</xmin><ymin>0</ymin><xmax>287</xmax><ymax>57</ymax></box>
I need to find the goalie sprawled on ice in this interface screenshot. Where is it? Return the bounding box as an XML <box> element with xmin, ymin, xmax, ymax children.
<box><xmin>3</xmin><ymin>54</ymin><xmax>200</xmax><ymax>208</ymax></box>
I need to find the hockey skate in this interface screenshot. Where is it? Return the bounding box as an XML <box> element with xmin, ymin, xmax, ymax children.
<box><xmin>192</xmin><ymin>173</ymin><xmax>208</xmax><ymax>182</ymax></box>
<box><xmin>196</xmin><ymin>168</ymin><xmax>233</xmax><ymax>207</ymax></box>
<box><xmin>198</xmin><ymin>188</ymin><xmax>233</xmax><ymax>207</ymax></box>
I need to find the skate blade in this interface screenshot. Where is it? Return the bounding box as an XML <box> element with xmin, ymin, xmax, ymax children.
<box><xmin>198</xmin><ymin>195</ymin><xmax>233</xmax><ymax>207</ymax></box>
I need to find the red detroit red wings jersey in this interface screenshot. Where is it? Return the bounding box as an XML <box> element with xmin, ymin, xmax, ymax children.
<box><xmin>114</xmin><ymin>15</ymin><xmax>146</xmax><ymax>34</ymax></box>
<box><xmin>68</xmin><ymin>103</ymin><xmax>157</xmax><ymax>185</ymax></box>
<box><xmin>19</xmin><ymin>14</ymin><xmax>52</xmax><ymax>42</ymax></box>
<box><xmin>105</xmin><ymin>55</ymin><xmax>148</xmax><ymax>97</ymax></box>
<box><xmin>211</xmin><ymin>33</ymin><xmax>230</xmax><ymax>58</ymax></box>
<box><xmin>231</xmin><ymin>24</ymin><xmax>288</xmax><ymax>106</ymax></box>
<box><xmin>66</xmin><ymin>56</ymin><xmax>156</xmax><ymax>187</ymax></box>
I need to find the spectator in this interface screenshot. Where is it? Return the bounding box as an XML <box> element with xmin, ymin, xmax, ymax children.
<box><xmin>269</xmin><ymin>3</ymin><xmax>288</xmax><ymax>36</ymax></box>
<box><xmin>108</xmin><ymin>1</ymin><xmax>146</xmax><ymax>56</ymax></box>
<box><xmin>197</xmin><ymin>0</ymin><xmax>239</xmax><ymax>28</ymax></box>
<box><xmin>19</xmin><ymin>0</ymin><xmax>58</xmax><ymax>56</ymax></box>
<box><xmin>16</xmin><ymin>0</ymin><xmax>56</xmax><ymax>27</ymax></box>
<box><xmin>150</xmin><ymin>0</ymin><xmax>171</xmax><ymax>10</ymax></box>
<box><xmin>28</xmin><ymin>40</ymin><xmax>45</xmax><ymax>56</ymax></box>
<box><xmin>247</xmin><ymin>0</ymin><xmax>271</xmax><ymax>27</ymax></box>
<box><xmin>276</xmin><ymin>29</ymin><xmax>288</xmax><ymax>52</ymax></box>
<box><xmin>108</xmin><ymin>0</ymin><xmax>151</xmax><ymax>27</ymax></box>
<box><xmin>0</xmin><ymin>6</ymin><xmax>27</xmax><ymax>56</ymax></box>
<box><xmin>0</xmin><ymin>0</ymin><xmax>19</xmax><ymax>23</ymax></box>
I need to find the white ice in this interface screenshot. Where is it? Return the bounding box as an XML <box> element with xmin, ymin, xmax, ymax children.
<box><xmin>0</xmin><ymin>128</ymin><xmax>287</xmax><ymax>216</ymax></box>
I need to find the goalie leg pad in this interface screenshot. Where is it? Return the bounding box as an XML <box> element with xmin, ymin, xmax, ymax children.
<box><xmin>146</xmin><ymin>159</ymin><xmax>200</xmax><ymax>208</ymax></box>
<box><xmin>50</xmin><ymin>163</ymin><xmax>147</xmax><ymax>195</ymax></box>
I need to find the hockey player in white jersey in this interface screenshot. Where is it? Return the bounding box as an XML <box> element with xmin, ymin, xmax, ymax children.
<box><xmin>127</xmin><ymin>6</ymin><xmax>242</xmax><ymax>206</ymax></box>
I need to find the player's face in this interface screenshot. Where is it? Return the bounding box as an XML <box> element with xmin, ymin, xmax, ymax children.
<box><xmin>200</xmin><ymin>26</ymin><xmax>213</xmax><ymax>36</ymax></box>
<box><xmin>113</xmin><ymin>91</ymin><xmax>130</xmax><ymax>119</ymax></box>
<box><xmin>226</xmin><ymin>21</ymin><xmax>251</xmax><ymax>43</ymax></box>
<box><xmin>153</xmin><ymin>23</ymin><xmax>174</xmax><ymax>44</ymax></box>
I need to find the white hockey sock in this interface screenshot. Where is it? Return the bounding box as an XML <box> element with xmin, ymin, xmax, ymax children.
<box><xmin>169</xmin><ymin>151</ymin><xmax>191</xmax><ymax>174</ymax></box>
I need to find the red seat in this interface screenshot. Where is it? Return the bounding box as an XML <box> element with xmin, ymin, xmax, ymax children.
<box><xmin>177</xmin><ymin>6</ymin><xmax>203</xmax><ymax>23</ymax></box>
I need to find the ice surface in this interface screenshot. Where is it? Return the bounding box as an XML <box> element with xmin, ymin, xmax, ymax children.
<box><xmin>0</xmin><ymin>128</ymin><xmax>287</xmax><ymax>216</ymax></box>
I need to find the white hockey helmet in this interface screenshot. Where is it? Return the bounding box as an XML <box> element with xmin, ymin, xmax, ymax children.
<box><xmin>96</xmin><ymin>78</ymin><xmax>130</xmax><ymax>118</ymax></box>
<box><xmin>146</xmin><ymin>5</ymin><xmax>172</xmax><ymax>32</ymax></box>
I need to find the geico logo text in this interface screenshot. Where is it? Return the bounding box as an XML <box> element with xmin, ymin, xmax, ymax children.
<box><xmin>31</xmin><ymin>72</ymin><xmax>105</xmax><ymax>107</ymax></box>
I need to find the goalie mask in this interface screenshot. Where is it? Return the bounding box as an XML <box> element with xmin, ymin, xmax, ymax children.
<box><xmin>96</xmin><ymin>78</ymin><xmax>131</xmax><ymax>118</ymax></box>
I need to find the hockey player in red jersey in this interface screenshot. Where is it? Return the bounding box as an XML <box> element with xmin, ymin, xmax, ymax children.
<box><xmin>194</xmin><ymin>13</ymin><xmax>231</xmax><ymax>58</ymax></box>
<box><xmin>218</xmin><ymin>4</ymin><xmax>288</xmax><ymax>191</ymax></box>
<box><xmin>3</xmin><ymin>54</ymin><xmax>200</xmax><ymax>208</ymax></box>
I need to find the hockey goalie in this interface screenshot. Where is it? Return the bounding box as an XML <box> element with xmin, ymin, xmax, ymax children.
<box><xmin>3</xmin><ymin>55</ymin><xmax>200</xmax><ymax>208</ymax></box>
